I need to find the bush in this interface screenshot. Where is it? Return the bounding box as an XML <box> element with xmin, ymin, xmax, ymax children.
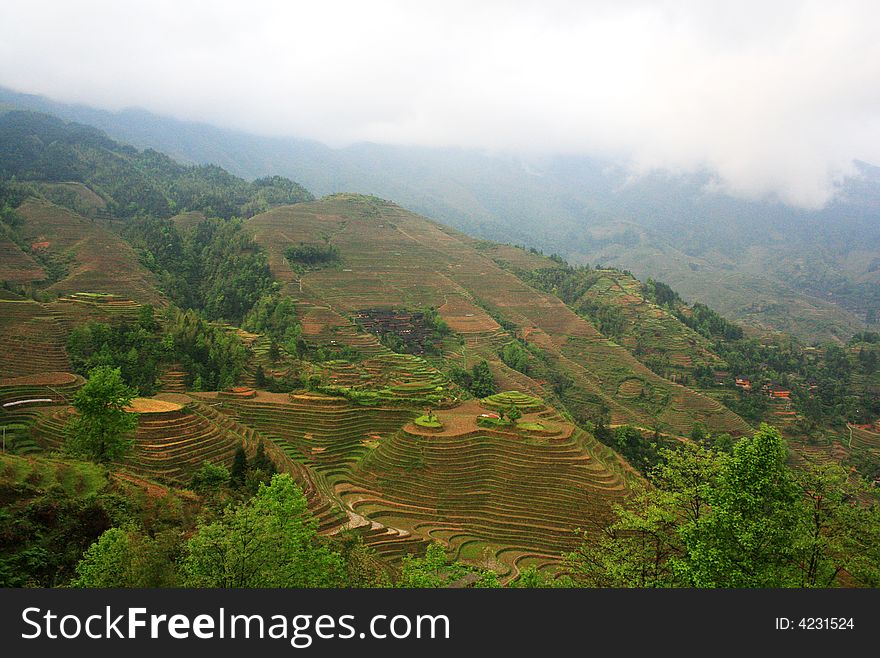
<box><xmin>190</xmin><ymin>461</ymin><xmax>230</xmax><ymax>491</ymax></box>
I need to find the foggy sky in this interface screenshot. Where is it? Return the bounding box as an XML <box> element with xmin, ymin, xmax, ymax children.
<box><xmin>1</xmin><ymin>0</ymin><xmax>880</xmax><ymax>208</ymax></box>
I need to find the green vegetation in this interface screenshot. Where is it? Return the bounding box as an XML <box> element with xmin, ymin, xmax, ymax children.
<box><xmin>414</xmin><ymin>412</ymin><xmax>442</xmax><ymax>428</ymax></box>
<box><xmin>641</xmin><ymin>278</ymin><xmax>679</xmax><ymax>308</ymax></box>
<box><xmin>563</xmin><ymin>424</ymin><xmax>880</xmax><ymax>587</ymax></box>
<box><xmin>672</xmin><ymin>302</ymin><xmax>744</xmax><ymax>341</ymax></box>
<box><xmin>0</xmin><ymin>111</ymin><xmax>312</xmax><ymax>219</ymax></box>
<box><xmin>481</xmin><ymin>390</ymin><xmax>544</xmax><ymax>413</ymax></box>
<box><xmin>0</xmin><ymin>455</ymin><xmax>112</xmax><ymax>586</ymax></box>
<box><xmin>67</xmin><ymin>306</ymin><xmax>248</xmax><ymax>391</ymax></box>
<box><xmin>126</xmin><ymin>215</ymin><xmax>275</xmax><ymax>324</ymax></box>
<box><xmin>0</xmin><ymin>450</ymin><xmax>197</xmax><ymax>587</ymax></box>
<box><xmin>517</xmin><ymin>264</ymin><xmax>628</xmax><ymax>339</ymax></box>
<box><xmin>476</xmin><ymin>416</ymin><xmax>509</xmax><ymax>429</ymax></box>
<box><xmin>499</xmin><ymin>340</ymin><xmax>531</xmax><ymax>374</ymax></box>
<box><xmin>242</xmin><ymin>292</ymin><xmax>303</xmax><ymax>355</ymax></box>
<box><xmin>510</xmin><ymin>261</ymin><xmax>723</xmax><ymax>384</ymax></box>
<box><xmin>2</xmin><ymin>106</ymin><xmax>879</xmax><ymax>590</ymax></box>
<box><xmin>284</xmin><ymin>243</ymin><xmax>340</xmax><ymax>268</ymax></box>
<box><xmin>166</xmin><ymin>309</ymin><xmax>247</xmax><ymax>390</ymax></box>
<box><xmin>68</xmin><ymin>472</ymin><xmax>396</xmax><ymax>588</ymax></box>
<box><xmin>448</xmin><ymin>360</ymin><xmax>496</xmax><ymax>398</ymax></box>
<box><xmin>67</xmin><ymin>305</ymin><xmax>164</xmax><ymax>394</ymax></box>
<box><xmin>397</xmin><ymin>543</ymin><xmax>499</xmax><ymax>587</ymax></box>
<box><xmin>517</xmin><ymin>422</ymin><xmax>545</xmax><ymax>431</ymax></box>
<box><xmin>182</xmin><ymin>474</ymin><xmax>345</xmax><ymax>587</ymax></box>
<box><xmin>64</xmin><ymin>366</ymin><xmax>138</xmax><ymax>462</ymax></box>
<box><xmin>592</xmin><ymin>423</ymin><xmax>665</xmax><ymax>475</ymax></box>
<box><xmin>71</xmin><ymin>526</ymin><xmax>179</xmax><ymax>588</ymax></box>
<box><xmin>517</xmin><ymin>251</ymin><xmax>877</xmax><ymax>463</ymax></box>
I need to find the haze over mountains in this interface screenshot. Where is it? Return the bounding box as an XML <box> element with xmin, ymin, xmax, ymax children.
<box><xmin>2</xmin><ymin>85</ymin><xmax>877</xmax><ymax>342</ymax></box>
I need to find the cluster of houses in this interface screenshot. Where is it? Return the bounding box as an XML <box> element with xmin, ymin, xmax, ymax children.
<box><xmin>353</xmin><ymin>308</ymin><xmax>442</xmax><ymax>354</ymax></box>
<box><xmin>714</xmin><ymin>371</ymin><xmax>792</xmax><ymax>400</ymax></box>
<box><xmin>762</xmin><ymin>383</ymin><xmax>792</xmax><ymax>399</ymax></box>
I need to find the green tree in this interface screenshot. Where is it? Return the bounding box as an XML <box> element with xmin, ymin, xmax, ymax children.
<box><xmin>190</xmin><ymin>461</ymin><xmax>230</xmax><ymax>492</ymax></box>
<box><xmin>137</xmin><ymin>304</ymin><xmax>160</xmax><ymax>332</ymax></box>
<box><xmin>398</xmin><ymin>542</ymin><xmax>498</xmax><ymax>588</ymax></box>
<box><xmin>336</xmin><ymin>534</ymin><xmax>390</xmax><ymax>588</ymax></box>
<box><xmin>243</xmin><ymin>446</ymin><xmax>277</xmax><ymax>493</ymax></box>
<box><xmin>689</xmin><ymin>422</ymin><xmax>708</xmax><ymax>443</ymax></box>
<box><xmin>470</xmin><ymin>360</ymin><xmax>496</xmax><ymax>398</ymax></box>
<box><xmin>563</xmin><ymin>439</ymin><xmax>725</xmax><ymax>587</ymax></box>
<box><xmin>182</xmin><ymin>474</ymin><xmax>344</xmax><ymax>587</ymax></box>
<box><xmin>252</xmin><ymin>442</ymin><xmax>276</xmax><ymax>475</ymax></box>
<box><xmin>71</xmin><ymin>526</ymin><xmax>179</xmax><ymax>588</ymax></box>
<box><xmin>500</xmin><ymin>342</ymin><xmax>530</xmax><ymax>374</ymax></box>
<box><xmin>254</xmin><ymin>364</ymin><xmax>267</xmax><ymax>388</ymax></box>
<box><xmin>65</xmin><ymin>366</ymin><xmax>138</xmax><ymax>462</ymax></box>
<box><xmin>682</xmin><ymin>424</ymin><xmax>802</xmax><ymax>587</ymax></box>
<box><xmin>398</xmin><ymin>543</ymin><xmax>451</xmax><ymax>587</ymax></box>
<box><xmin>511</xmin><ymin>566</ymin><xmax>551</xmax><ymax>588</ymax></box>
<box><xmin>230</xmin><ymin>446</ymin><xmax>248</xmax><ymax>487</ymax></box>
<box><xmin>564</xmin><ymin>424</ymin><xmax>880</xmax><ymax>588</ymax></box>
<box><xmin>793</xmin><ymin>463</ymin><xmax>880</xmax><ymax>587</ymax></box>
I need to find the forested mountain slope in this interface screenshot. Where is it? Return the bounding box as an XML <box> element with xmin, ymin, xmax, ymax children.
<box><xmin>2</xmin><ymin>87</ymin><xmax>875</xmax><ymax>342</ymax></box>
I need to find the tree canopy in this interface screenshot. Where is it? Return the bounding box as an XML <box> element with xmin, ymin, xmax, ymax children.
<box><xmin>181</xmin><ymin>474</ymin><xmax>345</xmax><ymax>587</ymax></box>
<box><xmin>564</xmin><ymin>424</ymin><xmax>880</xmax><ymax>588</ymax></box>
<box><xmin>65</xmin><ymin>366</ymin><xmax>139</xmax><ymax>463</ymax></box>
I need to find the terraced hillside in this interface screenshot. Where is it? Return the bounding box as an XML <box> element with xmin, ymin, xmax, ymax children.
<box><xmin>521</xmin><ymin>264</ymin><xmax>724</xmax><ymax>382</ymax></box>
<box><xmin>248</xmin><ymin>194</ymin><xmax>751</xmax><ymax>438</ymax></box>
<box><xmin>0</xmin><ymin>297</ymin><xmax>71</xmax><ymax>376</ymax></box>
<box><xmin>0</xmin><ymin>372</ymin><xmax>84</xmax><ymax>454</ymax></box>
<box><xmin>204</xmin><ymin>388</ymin><xmax>632</xmax><ymax>576</ymax></box>
<box><xmin>13</xmin><ymin>198</ymin><xmax>165</xmax><ymax>305</ymax></box>
<box><xmin>208</xmin><ymin>392</ymin><xmax>414</xmax><ymax>478</ymax></box>
<box><xmin>0</xmin><ymin>288</ymin><xmax>151</xmax><ymax>378</ymax></box>
<box><xmin>0</xmin><ymin>371</ymin><xmax>83</xmax><ymax>407</ymax></box>
<box><xmin>340</xmin><ymin>397</ymin><xmax>632</xmax><ymax>577</ymax></box>
<box><xmin>29</xmin><ymin>393</ymin><xmax>243</xmax><ymax>482</ymax></box>
<box><xmin>0</xmin><ymin>238</ymin><xmax>45</xmax><ymax>282</ymax></box>
<box><xmin>205</xmin><ymin>391</ymin><xmax>433</xmax><ymax>556</ymax></box>
<box><xmin>315</xmin><ymin>352</ymin><xmax>458</xmax><ymax>407</ymax></box>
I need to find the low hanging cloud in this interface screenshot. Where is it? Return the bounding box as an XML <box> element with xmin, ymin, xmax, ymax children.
<box><xmin>1</xmin><ymin>0</ymin><xmax>879</xmax><ymax>208</ymax></box>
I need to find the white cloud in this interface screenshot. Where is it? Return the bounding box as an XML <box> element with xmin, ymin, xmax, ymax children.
<box><xmin>1</xmin><ymin>0</ymin><xmax>879</xmax><ymax>208</ymax></box>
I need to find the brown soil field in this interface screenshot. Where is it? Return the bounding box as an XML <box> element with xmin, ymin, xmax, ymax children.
<box><xmin>0</xmin><ymin>371</ymin><xmax>78</xmax><ymax>387</ymax></box>
<box><xmin>437</xmin><ymin>296</ymin><xmax>500</xmax><ymax>333</ymax></box>
<box><xmin>125</xmin><ymin>397</ymin><xmax>184</xmax><ymax>413</ymax></box>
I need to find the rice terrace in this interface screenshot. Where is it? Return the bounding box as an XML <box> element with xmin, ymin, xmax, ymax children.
<box><xmin>0</xmin><ymin>103</ymin><xmax>878</xmax><ymax>591</ymax></box>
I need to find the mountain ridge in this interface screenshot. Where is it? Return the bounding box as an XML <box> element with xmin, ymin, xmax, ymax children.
<box><xmin>1</xmin><ymin>86</ymin><xmax>875</xmax><ymax>342</ymax></box>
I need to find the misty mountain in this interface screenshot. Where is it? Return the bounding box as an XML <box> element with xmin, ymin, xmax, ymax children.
<box><xmin>1</xmin><ymin>86</ymin><xmax>877</xmax><ymax>341</ymax></box>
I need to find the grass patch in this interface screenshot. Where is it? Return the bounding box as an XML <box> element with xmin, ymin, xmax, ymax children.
<box><xmin>0</xmin><ymin>452</ymin><xmax>107</xmax><ymax>497</ymax></box>
<box><xmin>414</xmin><ymin>414</ymin><xmax>443</xmax><ymax>428</ymax></box>
<box><xmin>517</xmin><ymin>422</ymin><xmax>546</xmax><ymax>432</ymax></box>
<box><xmin>481</xmin><ymin>390</ymin><xmax>545</xmax><ymax>412</ymax></box>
